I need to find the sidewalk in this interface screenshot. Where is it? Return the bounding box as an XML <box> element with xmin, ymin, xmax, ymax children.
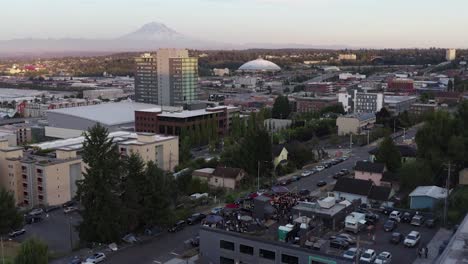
<box><xmin>412</xmin><ymin>228</ymin><xmax>452</xmax><ymax>264</ymax></box>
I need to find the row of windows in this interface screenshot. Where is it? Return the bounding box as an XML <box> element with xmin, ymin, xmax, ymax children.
<box><xmin>219</xmin><ymin>240</ymin><xmax>299</xmax><ymax>264</ymax></box>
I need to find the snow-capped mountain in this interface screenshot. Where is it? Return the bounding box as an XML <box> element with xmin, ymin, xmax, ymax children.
<box><xmin>119</xmin><ymin>22</ymin><xmax>186</xmax><ymax>40</ymax></box>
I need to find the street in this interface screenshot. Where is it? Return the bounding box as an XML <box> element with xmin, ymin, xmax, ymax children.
<box><xmin>51</xmin><ymin>127</ymin><xmax>419</xmax><ymax>264</ymax></box>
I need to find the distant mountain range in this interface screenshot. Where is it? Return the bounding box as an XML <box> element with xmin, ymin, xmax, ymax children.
<box><xmin>0</xmin><ymin>22</ymin><xmax>352</xmax><ymax>58</ymax></box>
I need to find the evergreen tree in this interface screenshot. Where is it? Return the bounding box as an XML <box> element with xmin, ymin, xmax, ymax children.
<box><xmin>142</xmin><ymin>162</ymin><xmax>173</xmax><ymax>227</ymax></box>
<box><xmin>76</xmin><ymin>124</ymin><xmax>124</xmax><ymax>243</ymax></box>
<box><xmin>272</xmin><ymin>96</ymin><xmax>291</xmax><ymax>119</ymax></box>
<box><xmin>375</xmin><ymin>136</ymin><xmax>402</xmax><ymax>172</ymax></box>
<box><xmin>121</xmin><ymin>154</ymin><xmax>146</xmax><ymax>232</ymax></box>
<box><xmin>0</xmin><ymin>188</ymin><xmax>23</xmax><ymax>235</ymax></box>
<box><xmin>14</xmin><ymin>238</ymin><xmax>48</xmax><ymax>264</ymax></box>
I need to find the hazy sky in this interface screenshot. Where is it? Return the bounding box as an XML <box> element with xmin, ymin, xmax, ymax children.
<box><xmin>2</xmin><ymin>0</ymin><xmax>467</xmax><ymax>48</ymax></box>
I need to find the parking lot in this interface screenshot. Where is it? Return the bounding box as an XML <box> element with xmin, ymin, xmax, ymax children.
<box><xmin>322</xmin><ymin>211</ymin><xmax>439</xmax><ymax>263</ymax></box>
<box><xmin>12</xmin><ymin>208</ymin><xmax>81</xmax><ymax>255</ymax></box>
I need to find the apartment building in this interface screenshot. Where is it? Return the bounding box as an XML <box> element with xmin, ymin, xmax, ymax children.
<box><xmin>338</xmin><ymin>90</ymin><xmax>384</xmax><ymax>113</ymax></box>
<box><xmin>0</xmin><ymin>131</ymin><xmax>179</xmax><ymax>208</ymax></box>
<box><xmin>0</xmin><ymin>123</ymin><xmax>32</xmax><ymax>145</ymax></box>
<box><xmin>336</xmin><ymin>113</ymin><xmax>376</xmax><ymax>136</ymax></box>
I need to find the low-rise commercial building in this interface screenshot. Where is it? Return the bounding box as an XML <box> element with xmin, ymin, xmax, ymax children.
<box><xmin>384</xmin><ymin>96</ymin><xmax>418</xmax><ymax>115</ymax></box>
<box><xmin>24</xmin><ymin>99</ymin><xmax>101</xmax><ymax>118</ymax></box>
<box><xmin>387</xmin><ymin>78</ymin><xmax>415</xmax><ymax>93</ymax></box>
<box><xmin>409</xmin><ymin>103</ymin><xmax>438</xmax><ymax>116</ymax></box>
<box><xmin>135</xmin><ymin>106</ymin><xmax>240</xmax><ymax>136</ymax></box>
<box><xmin>83</xmin><ymin>88</ymin><xmax>125</xmax><ymax>100</ymax></box>
<box><xmin>45</xmin><ymin>102</ymin><xmax>180</xmax><ymax>139</ymax></box>
<box><xmin>294</xmin><ymin>96</ymin><xmax>338</xmax><ymax>113</ymax></box>
<box><xmin>409</xmin><ymin>186</ymin><xmax>448</xmax><ymax>210</ymax></box>
<box><xmin>199</xmin><ymin>226</ymin><xmax>352</xmax><ymax>264</ymax></box>
<box><xmin>336</xmin><ymin>113</ymin><xmax>376</xmax><ymax>136</ymax></box>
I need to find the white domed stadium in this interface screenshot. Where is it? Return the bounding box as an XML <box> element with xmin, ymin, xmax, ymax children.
<box><xmin>238</xmin><ymin>58</ymin><xmax>281</xmax><ymax>72</ymax></box>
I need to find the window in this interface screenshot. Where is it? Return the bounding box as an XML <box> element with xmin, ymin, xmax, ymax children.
<box><xmin>281</xmin><ymin>254</ymin><xmax>299</xmax><ymax>264</ymax></box>
<box><xmin>239</xmin><ymin>244</ymin><xmax>254</xmax><ymax>255</ymax></box>
<box><xmin>220</xmin><ymin>257</ymin><xmax>235</xmax><ymax>264</ymax></box>
<box><xmin>220</xmin><ymin>240</ymin><xmax>234</xmax><ymax>251</ymax></box>
<box><xmin>259</xmin><ymin>249</ymin><xmax>275</xmax><ymax>260</ymax></box>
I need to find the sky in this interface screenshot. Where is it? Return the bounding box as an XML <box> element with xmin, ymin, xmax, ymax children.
<box><xmin>1</xmin><ymin>0</ymin><xmax>467</xmax><ymax>48</ymax></box>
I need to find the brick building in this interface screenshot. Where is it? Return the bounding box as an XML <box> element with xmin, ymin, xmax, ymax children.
<box><xmin>135</xmin><ymin>106</ymin><xmax>240</xmax><ymax>136</ymax></box>
<box><xmin>294</xmin><ymin>97</ymin><xmax>338</xmax><ymax>113</ymax></box>
<box><xmin>387</xmin><ymin>78</ymin><xmax>415</xmax><ymax>93</ymax></box>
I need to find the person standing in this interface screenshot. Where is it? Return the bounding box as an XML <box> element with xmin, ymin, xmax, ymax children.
<box><xmin>425</xmin><ymin>245</ymin><xmax>429</xmax><ymax>258</ymax></box>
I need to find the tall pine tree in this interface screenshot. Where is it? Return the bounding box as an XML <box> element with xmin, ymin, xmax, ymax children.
<box><xmin>76</xmin><ymin>124</ymin><xmax>124</xmax><ymax>243</ymax></box>
<box><xmin>121</xmin><ymin>154</ymin><xmax>146</xmax><ymax>232</ymax></box>
<box><xmin>0</xmin><ymin>187</ymin><xmax>23</xmax><ymax>235</ymax></box>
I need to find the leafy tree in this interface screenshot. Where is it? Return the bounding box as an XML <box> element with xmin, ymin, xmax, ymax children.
<box><xmin>76</xmin><ymin>124</ymin><xmax>124</xmax><ymax>243</ymax></box>
<box><xmin>286</xmin><ymin>142</ymin><xmax>314</xmax><ymax>169</ymax></box>
<box><xmin>376</xmin><ymin>107</ymin><xmax>392</xmax><ymax>126</ymax></box>
<box><xmin>272</xmin><ymin>96</ymin><xmax>291</xmax><ymax>119</ymax></box>
<box><xmin>320</xmin><ymin>104</ymin><xmax>345</xmax><ymax>115</ymax></box>
<box><xmin>121</xmin><ymin>154</ymin><xmax>146</xmax><ymax>232</ymax></box>
<box><xmin>399</xmin><ymin>160</ymin><xmax>433</xmax><ymax>191</ymax></box>
<box><xmin>0</xmin><ymin>188</ymin><xmax>23</xmax><ymax>235</ymax></box>
<box><xmin>14</xmin><ymin>238</ymin><xmax>48</xmax><ymax>264</ymax></box>
<box><xmin>375</xmin><ymin>136</ymin><xmax>402</xmax><ymax>172</ymax></box>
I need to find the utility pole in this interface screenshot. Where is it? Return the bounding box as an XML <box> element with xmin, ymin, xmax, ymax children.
<box><xmin>367</xmin><ymin>130</ymin><xmax>370</xmax><ymax>145</ymax></box>
<box><xmin>257</xmin><ymin>160</ymin><xmax>260</xmax><ymax>191</ymax></box>
<box><xmin>1</xmin><ymin>236</ymin><xmax>4</xmax><ymax>264</ymax></box>
<box><xmin>349</xmin><ymin>134</ymin><xmax>353</xmax><ymax>150</ymax></box>
<box><xmin>444</xmin><ymin>162</ymin><xmax>451</xmax><ymax>226</ymax></box>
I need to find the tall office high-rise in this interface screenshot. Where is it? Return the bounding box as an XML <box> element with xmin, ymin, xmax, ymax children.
<box><xmin>135</xmin><ymin>49</ymin><xmax>198</xmax><ymax>106</ymax></box>
<box><xmin>446</xmin><ymin>49</ymin><xmax>456</xmax><ymax>61</ymax></box>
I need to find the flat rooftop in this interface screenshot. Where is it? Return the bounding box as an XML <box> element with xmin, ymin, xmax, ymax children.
<box><xmin>384</xmin><ymin>96</ymin><xmax>417</xmax><ymax>104</ymax></box>
<box><xmin>156</xmin><ymin>106</ymin><xmax>239</xmax><ymax>119</ymax></box>
<box><xmin>31</xmin><ymin>131</ymin><xmax>176</xmax><ymax>151</ymax></box>
<box><xmin>47</xmin><ymin>102</ymin><xmax>181</xmax><ymax>126</ymax></box>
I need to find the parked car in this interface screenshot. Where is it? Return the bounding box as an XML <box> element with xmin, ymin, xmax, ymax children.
<box><xmin>343</xmin><ymin>247</ymin><xmax>361</xmax><ymax>260</ymax></box>
<box><xmin>383</xmin><ymin>220</ymin><xmax>397</xmax><ymax>232</ymax></box>
<box><xmin>8</xmin><ymin>228</ymin><xmax>26</xmax><ymax>238</ymax></box>
<box><xmin>315</xmin><ymin>165</ymin><xmax>325</xmax><ymax>171</ymax></box>
<box><xmin>301</xmin><ymin>170</ymin><xmax>312</xmax><ymax>177</ymax></box>
<box><xmin>404</xmin><ymin>231</ymin><xmax>421</xmax><ymax>247</ymax></box>
<box><xmin>64</xmin><ymin>206</ymin><xmax>78</xmax><ymax>214</ymax></box>
<box><xmin>401</xmin><ymin>212</ymin><xmax>414</xmax><ymax>223</ymax></box>
<box><xmin>381</xmin><ymin>206</ymin><xmax>394</xmax><ymax>215</ymax></box>
<box><xmin>211</xmin><ymin>207</ymin><xmax>223</xmax><ymax>215</ymax></box>
<box><xmin>366</xmin><ymin>212</ymin><xmax>379</xmax><ymax>222</ymax></box>
<box><xmin>390</xmin><ymin>232</ymin><xmax>403</xmax><ymax>244</ymax></box>
<box><xmin>411</xmin><ymin>215</ymin><xmax>425</xmax><ymax>226</ymax></box>
<box><xmin>292</xmin><ymin>175</ymin><xmax>301</xmax><ymax>181</ymax></box>
<box><xmin>187</xmin><ymin>213</ymin><xmax>206</xmax><ymax>225</ymax></box>
<box><xmin>425</xmin><ymin>217</ymin><xmax>437</xmax><ymax>228</ymax></box>
<box><xmin>323</xmin><ymin>162</ymin><xmax>332</xmax><ymax>168</ymax></box>
<box><xmin>340</xmin><ymin>169</ymin><xmax>350</xmax><ymax>175</ymax></box>
<box><xmin>28</xmin><ymin>208</ymin><xmax>44</xmax><ymax>216</ymax></box>
<box><xmin>439</xmin><ymin>239</ymin><xmax>450</xmax><ymax>255</ymax></box>
<box><xmin>330</xmin><ymin>233</ymin><xmax>356</xmax><ymax>245</ymax></box>
<box><xmin>68</xmin><ymin>256</ymin><xmax>82</xmax><ymax>264</ymax></box>
<box><xmin>168</xmin><ymin>220</ymin><xmax>186</xmax><ymax>232</ymax></box>
<box><xmin>62</xmin><ymin>200</ymin><xmax>76</xmax><ymax>208</ymax></box>
<box><xmin>85</xmin><ymin>252</ymin><xmax>106</xmax><ymax>263</ymax></box>
<box><xmin>374</xmin><ymin>251</ymin><xmax>392</xmax><ymax>264</ymax></box>
<box><xmin>316</xmin><ymin>181</ymin><xmax>327</xmax><ymax>187</ymax></box>
<box><xmin>298</xmin><ymin>189</ymin><xmax>310</xmax><ymax>196</ymax></box>
<box><xmin>329</xmin><ymin>238</ymin><xmax>349</xmax><ymax>249</ymax></box>
<box><xmin>389</xmin><ymin>211</ymin><xmax>402</xmax><ymax>222</ymax></box>
<box><xmin>24</xmin><ymin>215</ymin><xmax>42</xmax><ymax>224</ymax></box>
<box><xmin>360</xmin><ymin>249</ymin><xmax>377</xmax><ymax>263</ymax></box>
<box><xmin>332</xmin><ymin>172</ymin><xmax>342</xmax><ymax>179</ymax></box>
<box><xmin>45</xmin><ymin>205</ymin><xmax>61</xmax><ymax>213</ymax></box>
